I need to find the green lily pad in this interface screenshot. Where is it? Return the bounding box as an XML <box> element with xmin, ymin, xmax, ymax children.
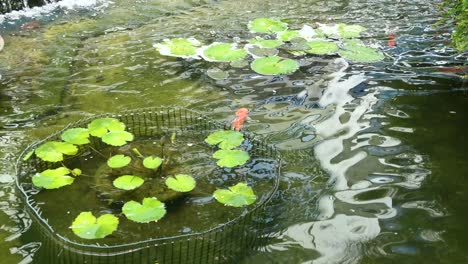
<box><xmin>212</xmin><ymin>149</ymin><xmax>250</xmax><ymax>168</ymax></box>
<box><xmin>305</xmin><ymin>40</ymin><xmax>339</xmax><ymax>55</ymax></box>
<box><xmin>200</xmin><ymin>43</ymin><xmax>247</xmax><ymax>62</ymax></box>
<box><xmin>213</xmin><ymin>182</ymin><xmax>257</xmax><ymax>207</ymax></box>
<box><xmin>316</xmin><ymin>23</ymin><xmax>340</xmax><ymax>38</ymax></box>
<box><xmin>205</xmin><ymin>130</ymin><xmax>244</xmax><ymax>150</ymax></box>
<box><xmin>107</xmin><ymin>154</ymin><xmax>131</xmax><ymax>168</ymax></box>
<box><xmin>32</xmin><ymin>167</ymin><xmax>75</xmax><ymax>189</ymax></box>
<box><xmin>338</xmin><ymin>40</ymin><xmax>385</xmax><ymax>63</ymax></box>
<box><xmin>61</xmin><ymin>128</ymin><xmax>90</xmax><ymax>145</ymax></box>
<box><xmin>70</xmin><ymin>212</ymin><xmax>119</xmax><ymax>240</ymax></box>
<box><xmin>35</xmin><ymin>141</ymin><xmax>78</xmax><ymax>162</ymax></box>
<box><xmin>102</xmin><ymin>131</ymin><xmax>134</xmax><ymax>146</ymax></box>
<box><xmin>153</xmin><ymin>38</ymin><xmax>201</xmax><ymax>59</ymax></box>
<box><xmin>71</xmin><ymin>168</ymin><xmax>82</xmax><ymax>176</ymax></box>
<box><xmin>122</xmin><ymin>197</ymin><xmax>166</xmax><ymax>223</ymax></box>
<box><xmin>277</xmin><ymin>30</ymin><xmax>301</xmax><ymax>41</ymax></box>
<box><xmin>88</xmin><ymin>118</ymin><xmax>126</xmax><ymax>138</ymax></box>
<box><xmin>113</xmin><ymin>175</ymin><xmax>144</xmax><ymax>190</ymax></box>
<box><xmin>337</xmin><ymin>24</ymin><xmax>367</xmax><ymax>38</ymax></box>
<box><xmin>248</xmin><ymin>18</ymin><xmax>288</xmax><ymax>33</ymax></box>
<box><xmin>249</xmin><ymin>37</ymin><xmax>283</xmax><ymax>48</ymax></box>
<box><xmin>143</xmin><ymin>156</ymin><xmax>163</xmax><ymax>169</ymax></box>
<box><xmin>251</xmin><ymin>56</ymin><xmax>299</xmax><ymax>75</ymax></box>
<box><xmin>298</xmin><ymin>25</ymin><xmax>322</xmax><ymax>40</ymax></box>
<box><xmin>165</xmin><ymin>174</ymin><xmax>196</xmax><ymax>192</ymax></box>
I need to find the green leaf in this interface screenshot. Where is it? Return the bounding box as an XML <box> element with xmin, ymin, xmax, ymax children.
<box><xmin>249</xmin><ymin>37</ymin><xmax>283</xmax><ymax>48</ymax></box>
<box><xmin>113</xmin><ymin>175</ymin><xmax>144</xmax><ymax>190</ymax></box>
<box><xmin>122</xmin><ymin>197</ymin><xmax>166</xmax><ymax>223</ymax></box>
<box><xmin>88</xmin><ymin>118</ymin><xmax>126</xmax><ymax>138</ymax></box>
<box><xmin>61</xmin><ymin>128</ymin><xmax>90</xmax><ymax>145</ymax></box>
<box><xmin>277</xmin><ymin>30</ymin><xmax>300</xmax><ymax>41</ymax></box>
<box><xmin>207</xmin><ymin>68</ymin><xmax>229</xmax><ymax>80</ymax></box>
<box><xmin>165</xmin><ymin>174</ymin><xmax>196</xmax><ymax>192</ymax></box>
<box><xmin>102</xmin><ymin>131</ymin><xmax>134</xmax><ymax>146</ymax></box>
<box><xmin>205</xmin><ymin>130</ymin><xmax>244</xmax><ymax>150</ymax></box>
<box><xmin>248</xmin><ymin>18</ymin><xmax>288</xmax><ymax>33</ymax></box>
<box><xmin>200</xmin><ymin>43</ymin><xmax>247</xmax><ymax>62</ymax></box>
<box><xmin>143</xmin><ymin>156</ymin><xmax>163</xmax><ymax>169</ymax></box>
<box><xmin>213</xmin><ymin>182</ymin><xmax>257</xmax><ymax>207</ymax></box>
<box><xmin>251</xmin><ymin>56</ymin><xmax>299</xmax><ymax>75</ymax></box>
<box><xmin>337</xmin><ymin>24</ymin><xmax>367</xmax><ymax>38</ymax></box>
<box><xmin>212</xmin><ymin>149</ymin><xmax>250</xmax><ymax>168</ymax></box>
<box><xmin>153</xmin><ymin>38</ymin><xmax>202</xmax><ymax>59</ymax></box>
<box><xmin>107</xmin><ymin>154</ymin><xmax>131</xmax><ymax>168</ymax></box>
<box><xmin>35</xmin><ymin>141</ymin><xmax>78</xmax><ymax>162</ymax></box>
<box><xmin>32</xmin><ymin>167</ymin><xmax>75</xmax><ymax>189</ymax></box>
<box><xmin>338</xmin><ymin>40</ymin><xmax>385</xmax><ymax>63</ymax></box>
<box><xmin>305</xmin><ymin>40</ymin><xmax>339</xmax><ymax>55</ymax></box>
<box><xmin>23</xmin><ymin>150</ymin><xmax>34</xmax><ymax>161</ymax></box>
<box><xmin>71</xmin><ymin>168</ymin><xmax>82</xmax><ymax>176</ymax></box>
<box><xmin>316</xmin><ymin>23</ymin><xmax>340</xmax><ymax>38</ymax></box>
<box><xmin>70</xmin><ymin>212</ymin><xmax>119</xmax><ymax>239</ymax></box>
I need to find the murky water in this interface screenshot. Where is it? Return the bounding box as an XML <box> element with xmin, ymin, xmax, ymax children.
<box><xmin>0</xmin><ymin>0</ymin><xmax>467</xmax><ymax>263</ymax></box>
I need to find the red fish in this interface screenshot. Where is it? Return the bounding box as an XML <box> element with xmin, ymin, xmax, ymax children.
<box><xmin>437</xmin><ymin>67</ymin><xmax>467</xmax><ymax>73</ymax></box>
<box><xmin>21</xmin><ymin>20</ymin><xmax>41</xmax><ymax>30</ymax></box>
<box><xmin>388</xmin><ymin>32</ymin><xmax>396</xmax><ymax>47</ymax></box>
<box><xmin>232</xmin><ymin>108</ymin><xmax>249</xmax><ymax>131</ymax></box>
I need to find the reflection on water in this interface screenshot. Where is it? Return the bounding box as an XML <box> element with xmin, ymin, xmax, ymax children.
<box><xmin>0</xmin><ymin>0</ymin><xmax>467</xmax><ymax>263</ymax></box>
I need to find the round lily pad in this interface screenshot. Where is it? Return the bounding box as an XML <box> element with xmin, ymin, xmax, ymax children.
<box><xmin>337</xmin><ymin>24</ymin><xmax>367</xmax><ymax>38</ymax></box>
<box><xmin>248</xmin><ymin>18</ymin><xmax>288</xmax><ymax>33</ymax></box>
<box><xmin>277</xmin><ymin>30</ymin><xmax>301</xmax><ymax>41</ymax></box>
<box><xmin>305</xmin><ymin>40</ymin><xmax>339</xmax><ymax>55</ymax></box>
<box><xmin>32</xmin><ymin>167</ymin><xmax>74</xmax><ymax>189</ymax></box>
<box><xmin>70</xmin><ymin>212</ymin><xmax>119</xmax><ymax>240</ymax></box>
<box><xmin>71</xmin><ymin>168</ymin><xmax>82</xmax><ymax>176</ymax></box>
<box><xmin>165</xmin><ymin>174</ymin><xmax>196</xmax><ymax>192</ymax></box>
<box><xmin>113</xmin><ymin>175</ymin><xmax>144</xmax><ymax>190</ymax></box>
<box><xmin>199</xmin><ymin>43</ymin><xmax>247</xmax><ymax>62</ymax></box>
<box><xmin>122</xmin><ymin>197</ymin><xmax>166</xmax><ymax>223</ymax></box>
<box><xmin>153</xmin><ymin>37</ymin><xmax>201</xmax><ymax>59</ymax></box>
<box><xmin>213</xmin><ymin>182</ymin><xmax>257</xmax><ymax>207</ymax></box>
<box><xmin>35</xmin><ymin>141</ymin><xmax>78</xmax><ymax>162</ymax></box>
<box><xmin>205</xmin><ymin>130</ymin><xmax>245</xmax><ymax>150</ymax></box>
<box><xmin>143</xmin><ymin>156</ymin><xmax>163</xmax><ymax>169</ymax></box>
<box><xmin>107</xmin><ymin>154</ymin><xmax>131</xmax><ymax>168</ymax></box>
<box><xmin>316</xmin><ymin>23</ymin><xmax>340</xmax><ymax>38</ymax></box>
<box><xmin>61</xmin><ymin>128</ymin><xmax>90</xmax><ymax>145</ymax></box>
<box><xmin>102</xmin><ymin>131</ymin><xmax>134</xmax><ymax>146</ymax></box>
<box><xmin>338</xmin><ymin>40</ymin><xmax>385</xmax><ymax>63</ymax></box>
<box><xmin>251</xmin><ymin>56</ymin><xmax>299</xmax><ymax>75</ymax></box>
<box><xmin>212</xmin><ymin>149</ymin><xmax>250</xmax><ymax>168</ymax></box>
<box><xmin>249</xmin><ymin>37</ymin><xmax>283</xmax><ymax>48</ymax></box>
<box><xmin>88</xmin><ymin>118</ymin><xmax>126</xmax><ymax>138</ymax></box>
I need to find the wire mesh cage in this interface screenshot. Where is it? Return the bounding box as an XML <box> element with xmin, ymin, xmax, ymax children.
<box><xmin>15</xmin><ymin>107</ymin><xmax>281</xmax><ymax>264</ymax></box>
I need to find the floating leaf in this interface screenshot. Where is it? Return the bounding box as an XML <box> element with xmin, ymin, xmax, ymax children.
<box><xmin>199</xmin><ymin>43</ymin><xmax>247</xmax><ymax>62</ymax></box>
<box><xmin>153</xmin><ymin>38</ymin><xmax>201</xmax><ymax>59</ymax></box>
<box><xmin>113</xmin><ymin>175</ymin><xmax>144</xmax><ymax>190</ymax></box>
<box><xmin>71</xmin><ymin>168</ymin><xmax>82</xmax><ymax>176</ymax></box>
<box><xmin>298</xmin><ymin>25</ymin><xmax>322</xmax><ymax>40</ymax></box>
<box><xmin>32</xmin><ymin>167</ymin><xmax>74</xmax><ymax>189</ymax></box>
<box><xmin>107</xmin><ymin>154</ymin><xmax>131</xmax><ymax>168</ymax></box>
<box><xmin>102</xmin><ymin>131</ymin><xmax>134</xmax><ymax>146</ymax></box>
<box><xmin>249</xmin><ymin>37</ymin><xmax>283</xmax><ymax>48</ymax></box>
<box><xmin>338</xmin><ymin>40</ymin><xmax>385</xmax><ymax>63</ymax></box>
<box><xmin>143</xmin><ymin>156</ymin><xmax>163</xmax><ymax>169</ymax></box>
<box><xmin>251</xmin><ymin>56</ymin><xmax>299</xmax><ymax>75</ymax></box>
<box><xmin>316</xmin><ymin>23</ymin><xmax>340</xmax><ymax>38</ymax></box>
<box><xmin>337</xmin><ymin>24</ymin><xmax>367</xmax><ymax>38</ymax></box>
<box><xmin>205</xmin><ymin>130</ymin><xmax>244</xmax><ymax>150</ymax></box>
<box><xmin>22</xmin><ymin>150</ymin><xmax>34</xmax><ymax>161</ymax></box>
<box><xmin>213</xmin><ymin>182</ymin><xmax>257</xmax><ymax>207</ymax></box>
<box><xmin>277</xmin><ymin>30</ymin><xmax>300</xmax><ymax>41</ymax></box>
<box><xmin>35</xmin><ymin>141</ymin><xmax>78</xmax><ymax>162</ymax></box>
<box><xmin>88</xmin><ymin>118</ymin><xmax>125</xmax><ymax>138</ymax></box>
<box><xmin>248</xmin><ymin>18</ymin><xmax>288</xmax><ymax>33</ymax></box>
<box><xmin>61</xmin><ymin>128</ymin><xmax>90</xmax><ymax>145</ymax></box>
<box><xmin>207</xmin><ymin>68</ymin><xmax>229</xmax><ymax>80</ymax></box>
<box><xmin>305</xmin><ymin>40</ymin><xmax>339</xmax><ymax>55</ymax></box>
<box><xmin>213</xmin><ymin>149</ymin><xmax>250</xmax><ymax>168</ymax></box>
<box><xmin>122</xmin><ymin>197</ymin><xmax>166</xmax><ymax>223</ymax></box>
<box><xmin>230</xmin><ymin>60</ymin><xmax>249</xmax><ymax>68</ymax></box>
<box><xmin>245</xmin><ymin>45</ymin><xmax>279</xmax><ymax>58</ymax></box>
<box><xmin>165</xmin><ymin>174</ymin><xmax>196</xmax><ymax>192</ymax></box>
<box><xmin>70</xmin><ymin>212</ymin><xmax>119</xmax><ymax>239</ymax></box>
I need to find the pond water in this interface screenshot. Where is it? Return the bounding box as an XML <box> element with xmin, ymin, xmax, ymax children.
<box><xmin>0</xmin><ymin>0</ymin><xmax>467</xmax><ymax>263</ymax></box>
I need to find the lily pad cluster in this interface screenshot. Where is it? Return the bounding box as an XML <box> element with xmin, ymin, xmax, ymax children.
<box><xmin>153</xmin><ymin>18</ymin><xmax>385</xmax><ymax>76</ymax></box>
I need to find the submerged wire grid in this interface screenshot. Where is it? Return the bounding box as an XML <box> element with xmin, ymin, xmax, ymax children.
<box><xmin>15</xmin><ymin>107</ymin><xmax>281</xmax><ymax>264</ymax></box>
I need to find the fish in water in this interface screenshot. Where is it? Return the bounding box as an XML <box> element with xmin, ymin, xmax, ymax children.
<box><xmin>0</xmin><ymin>35</ymin><xmax>3</xmax><ymax>52</ymax></box>
<box><xmin>388</xmin><ymin>32</ymin><xmax>396</xmax><ymax>47</ymax></box>
<box><xmin>21</xmin><ymin>20</ymin><xmax>41</xmax><ymax>30</ymax></box>
<box><xmin>232</xmin><ymin>108</ymin><xmax>249</xmax><ymax>131</ymax></box>
<box><xmin>437</xmin><ymin>67</ymin><xmax>467</xmax><ymax>73</ymax></box>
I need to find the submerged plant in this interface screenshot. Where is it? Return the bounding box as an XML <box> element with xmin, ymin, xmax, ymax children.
<box><xmin>199</xmin><ymin>42</ymin><xmax>247</xmax><ymax>62</ymax></box>
<box><xmin>70</xmin><ymin>212</ymin><xmax>119</xmax><ymax>240</ymax></box>
<box><xmin>32</xmin><ymin>167</ymin><xmax>77</xmax><ymax>189</ymax></box>
<box><xmin>205</xmin><ymin>130</ymin><xmax>245</xmax><ymax>150</ymax></box>
<box><xmin>153</xmin><ymin>38</ymin><xmax>202</xmax><ymax>59</ymax></box>
<box><xmin>248</xmin><ymin>18</ymin><xmax>288</xmax><ymax>33</ymax></box>
<box><xmin>35</xmin><ymin>141</ymin><xmax>78</xmax><ymax>162</ymax></box>
<box><xmin>251</xmin><ymin>56</ymin><xmax>299</xmax><ymax>75</ymax></box>
<box><xmin>213</xmin><ymin>149</ymin><xmax>250</xmax><ymax>168</ymax></box>
<box><xmin>122</xmin><ymin>197</ymin><xmax>166</xmax><ymax>223</ymax></box>
<box><xmin>165</xmin><ymin>174</ymin><xmax>196</xmax><ymax>192</ymax></box>
<box><xmin>213</xmin><ymin>182</ymin><xmax>257</xmax><ymax>207</ymax></box>
<box><xmin>113</xmin><ymin>175</ymin><xmax>145</xmax><ymax>190</ymax></box>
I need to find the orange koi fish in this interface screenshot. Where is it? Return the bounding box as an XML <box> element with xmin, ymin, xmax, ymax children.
<box><xmin>388</xmin><ymin>32</ymin><xmax>396</xmax><ymax>47</ymax></box>
<box><xmin>232</xmin><ymin>108</ymin><xmax>249</xmax><ymax>131</ymax></box>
